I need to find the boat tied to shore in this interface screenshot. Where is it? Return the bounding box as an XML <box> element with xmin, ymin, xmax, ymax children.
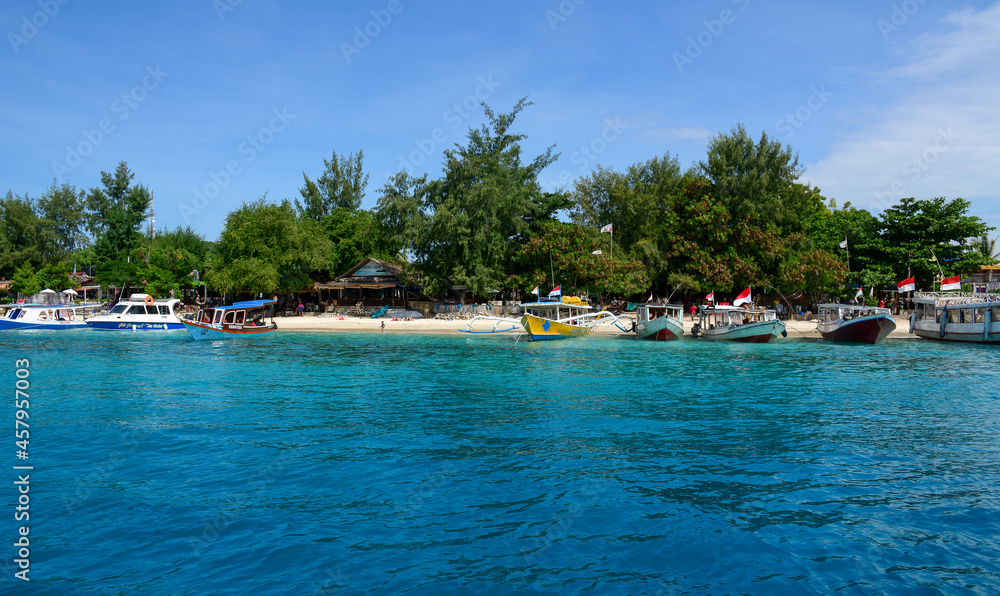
<box><xmin>181</xmin><ymin>299</ymin><xmax>277</xmax><ymax>340</ymax></box>
<box><xmin>691</xmin><ymin>304</ymin><xmax>786</xmax><ymax>343</ymax></box>
<box><xmin>86</xmin><ymin>294</ymin><xmax>184</xmax><ymax>331</ymax></box>
<box><xmin>634</xmin><ymin>303</ymin><xmax>685</xmax><ymax>341</ymax></box>
<box><xmin>816</xmin><ymin>303</ymin><xmax>896</xmax><ymax>344</ymax></box>
<box><xmin>910</xmin><ymin>292</ymin><xmax>1000</xmax><ymax>343</ymax></box>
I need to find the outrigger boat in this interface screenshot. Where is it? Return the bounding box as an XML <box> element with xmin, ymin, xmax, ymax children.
<box><xmin>692</xmin><ymin>304</ymin><xmax>786</xmax><ymax>343</ymax></box>
<box><xmin>0</xmin><ymin>303</ymin><xmax>102</xmax><ymax>330</ymax></box>
<box><xmin>86</xmin><ymin>294</ymin><xmax>184</xmax><ymax>331</ymax></box>
<box><xmin>462</xmin><ymin>296</ymin><xmax>626</xmax><ymax>340</ymax></box>
<box><xmin>910</xmin><ymin>292</ymin><xmax>1000</xmax><ymax>343</ymax></box>
<box><xmin>816</xmin><ymin>303</ymin><xmax>896</xmax><ymax>344</ymax></box>
<box><xmin>519</xmin><ymin>296</ymin><xmax>625</xmax><ymax>341</ymax></box>
<box><xmin>634</xmin><ymin>303</ymin><xmax>685</xmax><ymax>341</ymax></box>
<box><xmin>181</xmin><ymin>299</ymin><xmax>277</xmax><ymax>340</ymax></box>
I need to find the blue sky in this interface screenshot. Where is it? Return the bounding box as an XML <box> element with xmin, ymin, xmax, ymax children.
<box><xmin>2</xmin><ymin>0</ymin><xmax>998</xmax><ymax>241</ymax></box>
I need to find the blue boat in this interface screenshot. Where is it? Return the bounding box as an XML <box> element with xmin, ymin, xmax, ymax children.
<box><xmin>86</xmin><ymin>294</ymin><xmax>185</xmax><ymax>331</ymax></box>
<box><xmin>181</xmin><ymin>299</ymin><xmax>277</xmax><ymax>340</ymax></box>
<box><xmin>0</xmin><ymin>303</ymin><xmax>102</xmax><ymax>330</ymax></box>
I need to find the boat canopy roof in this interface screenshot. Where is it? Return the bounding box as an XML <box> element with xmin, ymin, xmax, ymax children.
<box><xmin>124</xmin><ymin>294</ymin><xmax>181</xmax><ymax>305</ymax></box>
<box><xmin>208</xmin><ymin>299</ymin><xmax>277</xmax><ymax>311</ymax></box>
<box><xmin>913</xmin><ymin>291</ymin><xmax>1000</xmax><ymax>306</ymax></box>
<box><xmin>703</xmin><ymin>304</ymin><xmax>773</xmax><ymax>314</ymax></box>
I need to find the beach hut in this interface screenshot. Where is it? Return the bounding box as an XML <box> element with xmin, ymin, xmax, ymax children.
<box><xmin>314</xmin><ymin>258</ymin><xmax>410</xmax><ymax>313</ymax></box>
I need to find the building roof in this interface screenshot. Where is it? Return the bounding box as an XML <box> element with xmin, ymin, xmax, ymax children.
<box><xmin>314</xmin><ymin>258</ymin><xmax>405</xmax><ymax>290</ymax></box>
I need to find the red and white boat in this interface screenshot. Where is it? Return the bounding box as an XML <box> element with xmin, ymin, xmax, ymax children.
<box><xmin>816</xmin><ymin>303</ymin><xmax>896</xmax><ymax>344</ymax></box>
<box><xmin>634</xmin><ymin>303</ymin><xmax>684</xmax><ymax>341</ymax></box>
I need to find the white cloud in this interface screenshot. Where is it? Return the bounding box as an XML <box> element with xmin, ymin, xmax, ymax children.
<box><xmin>803</xmin><ymin>2</ymin><xmax>1000</xmax><ymax>225</ymax></box>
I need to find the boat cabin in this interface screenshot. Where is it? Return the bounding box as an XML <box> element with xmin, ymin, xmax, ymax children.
<box><xmin>638</xmin><ymin>303</ymin><xmax>683</xmax><ymax>324</ymax></box>
<box><xmin>913</xmin><ymin>293</ymin><xmax>1000</xmax><ymax>326</ymax></box>
<box><xmin>521</xmin><ymin>296</ymin><xmax>594</xmax><ymax>325</ymax></box>
<box><xmin>195</xmin><ymin>299</ymin><xmax>275</xmax><ymax>328</ymax></box>
<box><xmin>817</xmin><ymin>304</ymin><xmax>891</xmax><ymax>324</ymax></box>
<box><xmin>700</xmin><ymin>305</ymin><xmax>776</xmax><ymax>330</ymax></box>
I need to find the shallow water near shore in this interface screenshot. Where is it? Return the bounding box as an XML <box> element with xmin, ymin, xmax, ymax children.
<box><xmin>2</xmin><ymin>330</ymin><xmax>999</xmax><ymax>594</ymax></box>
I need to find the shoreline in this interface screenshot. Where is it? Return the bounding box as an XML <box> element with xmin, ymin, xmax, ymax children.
<box><xmin>271</xmin><ymin>314</ymin><xmax>918</xmax><ymax>339</ymax></box>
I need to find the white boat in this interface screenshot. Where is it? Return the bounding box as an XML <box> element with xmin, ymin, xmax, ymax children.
<box><xmin>0</xmin><ymin>303</ymin><xmax>101</xmax><ymax>330</ymax></box>
<box><xmin>692</xmin><ymin>304</ymin><xmax>786</xmax><ymax>343</ymax></box>
<box><xmin>634</xmin><ymin>303</ymin><xmax>685</xmax><ymax>341</ymax></box>
<box><xmin>181</xmin><ymin>299</ymin><xmax>277</xmax><ymax>340</ymax></box>
<box><xmin>910</xmin><ymin>292</ymin><xmax>1000</xmax><ymax>343</ymax></box>
<box><xmin>86</xmin><ymin>294</ymin><xmax>184</xmax><ymax>331</ymax></box>
<box><xmin>816</xmin><ymin>303</ymin><xmax>896</xmax><ymax>344</ymax></box>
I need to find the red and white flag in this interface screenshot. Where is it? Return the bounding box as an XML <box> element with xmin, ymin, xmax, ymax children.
<box><xmin>854</xmin><ymin>286</ymin><xmax>863</xmax><ymax>300</ymax></box>
<box><xmin>548</xmin><ymin>285</ymin><xmax>561</xmax><ymax>298</ymax></box>
<box><xmin>940</xmin><ymin>275</ymin><xmax>961</xmax><ymax>291</ymax></box>
<box><xmin>733</xmin><ymin>287</ymin><xmax>751</xmax><ymax>307</ymax></box>
<box><xmin>897</xmin><ymin>277</ymin><xmax>916</xmax><ymax>293</ymax></box>
<box><xmin>647</xmin><ymin>292</ymin><xmax>653</xmax><ymax>303</ymax></box>
<box><xmin>531</xmin><ymin>286</ymin><xmax>539</xmax><ymax>296</ymax></box>
<box><xmin>705</xmin><ymin>291</ymin><xmax>714</xmax><ymax>302</ymax></box>
<box><xmin>600</xmin><ymin>223</ymin><xmax>613</xmax><ymax>233</ymax></box>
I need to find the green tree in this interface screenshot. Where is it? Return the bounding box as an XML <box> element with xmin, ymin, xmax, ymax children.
<box><xmin>296</xmin><ymin>150</ymin><xmax>369</xmax><ymax>219</ymax></box>
<box><xmin>699</xmin><ymin>124</ymin><xmax>802</xmax><ymax>228</ymax></box>
<box><xmin>321</xmin><ymin>208</ymin><xmax>401</xmax><ymax>277</ymax></box>
<box><xmin>36</xmin><ymin>263</ymin><xmax>72</xmax><ymax>291</ymax></box>
<box><xmin>37</xmin><ymin>180</ymin><xmax>88</xmax><ymax>262</ymax></box>
<box><xmin>878</xmin><ymin>197</ymin><xmax>992</xmax><ymax>286</ymax></box>
<box><xmin>9</xmin><ymin>262</ymin><xmax>40</xmax><ymax>296</ymax></box>
<box><xmin>376</xmin><ymin>98</ymin><xmax>560</xmax><ymax>296</ymax></box>
<box><xmin>514</xmin><ymin>221</ymin><xmax>647</xmax><ymax>296</ymax></box>
<box><xmin>569</xmin><ymin>155</ymin><xmax>684</xmax><ymax>254</ymax></box>
<box><xmin>0</xmin><ymin>191</ymin><xmax>42</xmax><ymax>275</ymax></box>
<box><xmin>86</xmin><ymin>162</ymin><xmax>151</xmax><ymax>265</ymax></box>
<box><xmin>208</xmin><ymin>198</ymin><xmax>330</xmax><ymax>295</ymax></box>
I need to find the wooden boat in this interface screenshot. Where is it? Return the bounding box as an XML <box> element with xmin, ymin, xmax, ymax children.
<box><xmin>816</xmin><ymin>303</ymin><xmax>895</xmax><ymax>344</ymax></box>
<box><xmin>692</xmin><ymin>304</ymin><xmax>786</xmax><ymax>343</ymax></box>
<box><xmin>634</xmin><ymin>303</ymin><xmax>684</xmax><ymax>341</ymax></box>
<box><xmin>182</xmin><ymin>299</ymin><xmax>277</xmax><ymax>340</ymax></box>
<box><xmin>0</xmin><ymin>303</ymin><xmax>101</xmax><ymax>330</ymax></box>
<box><xmin>519</xmin><ymin>296</ymin><xmax>623</xmax><ymax>341</ymax></box>
<box><xmin>910</xmin><ymin>292</ymin><xmax>1000</xmax><ymax>343</ymax></box>
<box><xmin>86</xmin><ymin>294</ymin><xmax>184</xmax><ymax>330</ymax></box>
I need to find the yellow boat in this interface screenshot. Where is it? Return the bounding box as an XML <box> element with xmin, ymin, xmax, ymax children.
<box><xmin>519</xmin><ymin>296</ymin><xmax>619</xmax><ymax>341</ymax></box>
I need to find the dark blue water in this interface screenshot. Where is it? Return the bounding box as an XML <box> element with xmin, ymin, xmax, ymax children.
<box><xmin>2</xmin><ymin>331</ymin><xmax>999</xmax><ymax>594</ymax></box>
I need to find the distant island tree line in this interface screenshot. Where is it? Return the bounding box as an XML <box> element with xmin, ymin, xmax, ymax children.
<box><xmin>1</xmin><ymin>97</ymin><xmax>995</xmax><ymax>307</ymax></box>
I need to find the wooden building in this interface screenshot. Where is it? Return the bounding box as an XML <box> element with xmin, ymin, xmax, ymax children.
<box><xmin>314</xmin><ymin>258</ymin><xmax>410</xmax><ymax>310</ymax></box>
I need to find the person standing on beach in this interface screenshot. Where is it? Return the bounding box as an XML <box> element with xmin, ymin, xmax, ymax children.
<box><xmin>380</xmin><ymin>320</ymin><xmax>385</xmax><ymax>332</ymax></box>
<box><xmin>297</xmin><ymin>301</ymin><xmax>304</xmax><ymax>316</ymax></box>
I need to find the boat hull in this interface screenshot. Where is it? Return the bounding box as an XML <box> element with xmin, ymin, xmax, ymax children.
<box><xmin>87</xmin><ymin>320</ymin><xmax>186</xmax><ymax>330</ymax></box>
<box><xmin>818</xmin><ymin>315</ymin><xmax>895</xmax><ymax>344</ymax></box>
<box><xmin>635</xmin><ymin>316</ymin><xmax>684</xmax><ymax>341</ymax></box>
<box><xmin>520</xmin><ymin>314</ymin><xmax>594</xmax><ymax>341</ymax></box>
<box><xmin>182</xmin><ymin>320</ymin><xmax>277</xmax><ymax>340</ymax></box>
<box><xmin>698</xmin><ymin>320</ymin><xmax>785</xmax><ymax>343</ymax></box>
<box><xmin>913</xmin><ymin>322</ymin><xmax>1000</xmax><ymax>343</ymax></box>
<box><xmin>0</xmin><ymin>319</ymin><xmax>88</xmax><ymax>330</ymax></box>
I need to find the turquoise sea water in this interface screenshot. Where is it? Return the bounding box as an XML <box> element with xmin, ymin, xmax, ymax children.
<box><xmin>2</xmin><ymin>330</ymin><xmax>999</xmax><ymax>595</ymax></box>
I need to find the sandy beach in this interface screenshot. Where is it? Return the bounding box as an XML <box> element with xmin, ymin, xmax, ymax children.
<box><xmin>272</xmin><ymin>312</ymin><xmax>917</xmax><ymax>339</ymax></box>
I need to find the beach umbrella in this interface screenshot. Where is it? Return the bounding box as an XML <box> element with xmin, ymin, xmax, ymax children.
<box><xmin>63</xmin><ymin>289</ymin><xmax>79</xmax><ymax>296</ymax></box>
<box><xmin>40</xmin><ymin>288</ymin><xmax>56</xmax><ymax>294</ymax></box>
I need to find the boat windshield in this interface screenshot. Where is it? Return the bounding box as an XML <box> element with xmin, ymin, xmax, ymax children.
<box><xmin>109</xmin><ymin>304</ymin><xmax>128</xmax><ymax>314</ymax></box>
